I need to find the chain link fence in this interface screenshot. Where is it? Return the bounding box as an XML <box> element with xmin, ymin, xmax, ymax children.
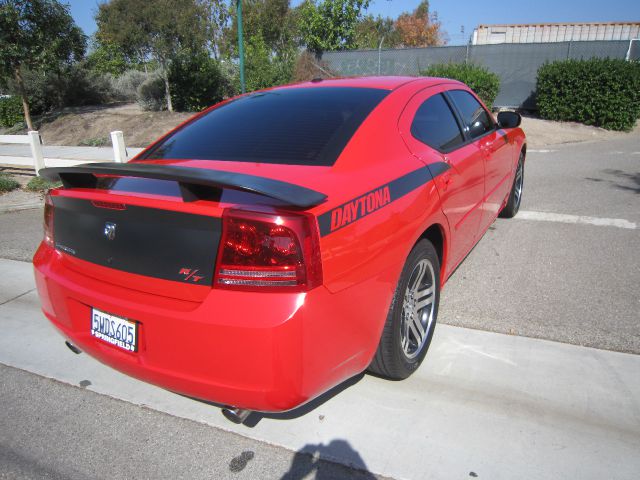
<box><xmin>321</xmin><ymin>40</ymin><xmax>636</xmax><ymax>109</ymax></box>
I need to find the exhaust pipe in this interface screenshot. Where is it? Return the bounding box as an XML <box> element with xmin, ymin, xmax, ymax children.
<box><xmin>65</xmin><ymin>341</ymin><xmax>82</xmax><ymax>354</ymax></box>
<box><xmin>222</xmin><ymin>406</ymin><xmax>252</xmax><ymax>424</ymax></box>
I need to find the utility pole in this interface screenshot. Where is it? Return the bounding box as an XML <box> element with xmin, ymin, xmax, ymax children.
<box><xmin>237</xmin><ymin>0</ymin><xmax>246</xmax><ymax>93</ymax></box>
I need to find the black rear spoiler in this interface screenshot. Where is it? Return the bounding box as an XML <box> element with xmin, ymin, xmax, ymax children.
<box><xmin>39</xmin><ymin>162</ymin><xmax>327</xmax><ymax>208</ymax></box>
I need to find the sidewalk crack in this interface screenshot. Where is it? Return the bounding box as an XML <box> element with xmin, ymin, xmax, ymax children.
<box><xmin>0</xmin><ymin>288</ymin><xmax>36</xmax><ymax>306</ymax></box>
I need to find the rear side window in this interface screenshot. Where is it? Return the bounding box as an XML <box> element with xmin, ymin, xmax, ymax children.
<box><xmin>141</xmin><ymin>87</ymin><xmax>389</xmax><ymax>166</ymax></box>
<box><xmin>447</xmin><ymin>90</ymin><xmax>494</xmax><ymax>139</ymax></box>
<box><xmin>411</xmin><ymin>93</ymin><xmax>464</xmax><ymax>151</ymax></box>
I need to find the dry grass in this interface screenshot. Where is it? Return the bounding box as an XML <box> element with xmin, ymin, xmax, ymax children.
<box><xmin>35</xmin><ymin>103</ymin><xmax>194</xmax><ymax>148</ymax></box>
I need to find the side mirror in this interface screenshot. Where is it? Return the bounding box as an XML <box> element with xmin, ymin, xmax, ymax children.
<box><xmin>497</xmin><ymin>111</ymin><xmax>521</xmax><ymax>129</ymax></box>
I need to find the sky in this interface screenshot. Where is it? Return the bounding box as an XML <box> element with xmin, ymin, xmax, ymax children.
<box><xmin>67</xmin><ymin>0</ymin><xmax>640</xmax><ymax>46</ymax></box>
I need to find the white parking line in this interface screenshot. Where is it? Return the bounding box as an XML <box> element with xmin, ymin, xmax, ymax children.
<box><xmin>517</xmin><ymin>210</ymin><xmax>637</xmax><ymax>229</ymax></box>
<box><xmin>528</xmin><ymin>149</ymin><xmax>557</xmax><ymax>153</ymax></box>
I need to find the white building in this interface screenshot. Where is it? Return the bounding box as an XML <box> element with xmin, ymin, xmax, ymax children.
<box><xmin>472</xmin><ymin>22</ymin><xmax>640</xmax><ymax>45</ymax></box>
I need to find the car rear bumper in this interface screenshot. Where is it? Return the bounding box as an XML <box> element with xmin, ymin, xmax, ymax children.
<box><xmin>33</xmin><ymin>243</ymin><xmax>379</xmax><ymax>412</ymax></box>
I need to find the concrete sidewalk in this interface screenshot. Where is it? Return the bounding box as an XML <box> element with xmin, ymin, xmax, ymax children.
<box><xmin>1</xmin><ymin>258</ymin><xmax>639</xmax><ymax>480</ymax></box>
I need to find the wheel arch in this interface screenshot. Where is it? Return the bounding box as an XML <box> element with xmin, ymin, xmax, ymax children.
<box><xmin>417</xmin><ymin>223</ymin><xmax>447</xmax><ymax>282</ymax></box>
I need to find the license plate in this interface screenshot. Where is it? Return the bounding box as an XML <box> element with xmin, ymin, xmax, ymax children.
<box><xmin>91</xmin><ymin>308</ymin><xmax>138</xmax><ymax>352</ymax></box>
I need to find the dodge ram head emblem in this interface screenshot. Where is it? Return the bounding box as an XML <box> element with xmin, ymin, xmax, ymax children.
<box><xmin>103</xmin><ymin>222</ymin><xmax>117</xmax><ymax>241</ymax></box>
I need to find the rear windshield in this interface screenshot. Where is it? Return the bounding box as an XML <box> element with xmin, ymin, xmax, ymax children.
<box><xmin>140</xmin><ymin>87</ymin><xmax>389</xmax><ymax>166</ymax></box>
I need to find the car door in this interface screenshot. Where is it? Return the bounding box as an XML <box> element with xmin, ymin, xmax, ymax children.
<box><xmin>446</xmin><ymin>89</ymin><xmax>513</xmax><ymax>232</ymax></box>
<box><xmin>399</xmin><ymin>86</ymin><xmax>485</xmax><ymax>270</ymax></box>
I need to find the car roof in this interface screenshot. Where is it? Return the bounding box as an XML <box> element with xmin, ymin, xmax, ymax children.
<box><xmin>277</xmin><ymin>76</ymin><xmax>463</xmax><ymax>92</ymax></box>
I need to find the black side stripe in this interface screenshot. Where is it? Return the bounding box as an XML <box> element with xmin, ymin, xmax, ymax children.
<box><xmin>317</xmin><ymin>162</ymin><xmax>450</xmax><ymax>237</ymax></box>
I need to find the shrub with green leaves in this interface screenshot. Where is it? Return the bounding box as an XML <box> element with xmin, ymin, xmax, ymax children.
<box><xmin>0</xmin><ymin>174</ymin><xmax>21</xmax><ymax>193</ymax></box>
<box><xmin>0</xmin><ymin>96</ymin><xmax>24</xmax><ymax>128</ymax></box>
<box><xmin>25</xmin><ymin>176</ymin><xmax>61</xmax><ymax>192</ymax></box>
<box><xmin>168</xmin><ymin>52</ymin><xmax>226</xmax><ymax>111</ymax></box>
<box><xmin>536</xmin><ymin>58</ymin><xmax>640</xmax><ymax>131</ymax></box>
<box><xmin>111</xmin><ymin>69</ymin><xmax>149</xmax><ymax>101</ymax></box>
<box><xmin>420</xmin><ymin>63</ymin><xmax>500</xmax><ymax>107</ymax></box>
<box><xmin>136</xmin><ymin>72</ymin><xmax>166</xmax><ymax>111</ymax></box>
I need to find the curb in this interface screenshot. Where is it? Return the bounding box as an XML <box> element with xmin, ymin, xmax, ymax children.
<box><xmin>0</xmin><ymin>201</ymin><xmax>43</xmax><ymax>214</ymax></box>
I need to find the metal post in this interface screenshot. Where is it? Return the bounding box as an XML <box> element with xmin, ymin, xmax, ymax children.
<box><xmin>28</xmin><ymin>131</ymin><xmax>44</xmax><ymax>174</ymax></box>
<box><xmin>237</xmin><ymin>0</ymin><xmax>246</xmax><ymax>94</ymax></box>
<box><xmin>377</xmin><ymin>35</ymin><xmax>385</xmax><ymax>75</ymax></box>
<box><xmin>465</xmin><ymin>44</ymin><xmax>470</xmax><ymax>64</ymax></box>
<box><xmin>110</xmin><ymin>131</ymin><xmax>127</xmax><ymax>163</ymax></box>
<box><xmin>567</xmin><ymin>40</ymin><xmax>572</xmax><ymax>59</ymax></box>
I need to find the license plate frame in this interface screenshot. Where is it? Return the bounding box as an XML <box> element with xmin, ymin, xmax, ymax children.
<box><xmin>90</xmin><ymin>308</ymin><xmax>138</xmax><ymax>352</ymax></box>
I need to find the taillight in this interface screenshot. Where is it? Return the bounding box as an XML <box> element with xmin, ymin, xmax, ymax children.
<box><xmin>215</xmin><ymin>209</ymin><xmax>322</xmax><ymax>291</ymax></box>
<box><xmin>43</xmin><ymin>193</ymin><xmax>54</xmax><ymax>247</ymax></box>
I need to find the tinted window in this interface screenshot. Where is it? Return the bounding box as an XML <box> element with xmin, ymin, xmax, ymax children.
<box><xmin>448</xmin><ymin>90</ymin><xmax>494</xmax><ymax>139</ymax></box>
<box><xmin>411</xmin><ymin>94</ymin><xmax>463</xmax><ymax>151</ymax></box>
<box><xmin>141</xmin><ymin>87</ymin><xmax>388</xmax><ymax>166</ymax></box>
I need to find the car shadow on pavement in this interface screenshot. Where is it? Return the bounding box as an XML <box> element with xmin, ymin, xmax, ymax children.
<box><xmin>181</xmin><ymin>372</ymin><xmax>366</xmax><ymax>427</ymax></box>
<box><xmin>244</xmin><ymin>373</ymin><xmax>366</xmax><ymax>427</ymax></box>
<box><xmin>279</xmin><ymin>439</ymin><xmax>377</xmax><ymax>480</ymax></box>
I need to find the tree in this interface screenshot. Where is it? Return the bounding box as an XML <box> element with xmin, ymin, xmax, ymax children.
<box><xmin>395</xmin><ymin>0</ymin><xmax>446</xmax><ymax>48</ymax></box>
<box><xmin>198</xmin><ymin>0</ymin><xmax>231</xmax><ymax>60</ymax></box>
<box><xmin>96</xmin><ymin>0</ymin><xmax>209</xmax><ymax>111</ymax></box>
<box><xmin>85</xmin><ymin>38</ymin><xmax>129</xmax><ymax>76</ymax></box>
<box><xmin>223</xmin><ymin>0</ymin><xmax>298</xmax><ymax>91</ymax></box>
<box><xmin>355</xmin><ymin>14</ymin><xmax>400</xmax><ymax>50</ymax></box>
<box><xmin>0</xmin><ymin>0</ymin><xmax>85</xmax><ymax>130</ymax></box>
<box><xmin>298</xmin><ymin>0</ymin><xmax>370</xmax><ymax>55</ymax></box>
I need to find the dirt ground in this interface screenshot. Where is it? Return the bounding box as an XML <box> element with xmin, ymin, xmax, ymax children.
<box><xmin>35</xmin><ymin>104</ymin><xmax>193</xmax><ymax>148</ymax></box>
<box><xmin>520</xmin><ymin>116</ymin><xmax>639</xmax><ymax>148</ymax></box>
<box><xmin>2</xmin><ymin>102</ymin><xmax>639</xmax><ymax>150</ymax></box>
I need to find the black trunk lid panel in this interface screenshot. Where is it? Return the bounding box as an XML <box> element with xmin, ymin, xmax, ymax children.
<box><xmin>53</xmin><ymin>196</ymin><xmax>220</xmax><ymax>285</ymax></box>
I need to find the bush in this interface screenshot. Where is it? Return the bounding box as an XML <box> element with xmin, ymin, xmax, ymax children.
<box><xmin>0</xmin><ymin>174</ymin><xmax>21</xmax><ymax>193</ymax></box>
<box><xmin>536</xmin><ymin>58</ymin><xmax>640</xmax><ymax>131</ymax></box>
<box><xmin>4</xmin><ymin>65</ymin><xmax>115</xmax><ymax>116</ymax></box>
<box><xmin>111</xmin><ymin>69</ymin><xmax>148</xmax><ymax>102</ymax></box>
<box><xmin>79</xmin><ymin>136</ymin><xmax>110</xmax><ymax>146</ymax></box>
<box><xmin>25</xmin><ymin>176</ymin><xmax>61</xmax><ymax>192</ymax></box>
<box><xmin>60</xmin><ymin>65</ymin><xmax>115</xmax><ymax>107</ymax></box>
<box><xmin>0</xmin><ymin>96</ymin><xmax>24</xmax><ymax>128</ymax></box>
<box><xmin>137</xmin><ymin>72</ymin><xmax>166</xmax><ymax>111</ymax></box>
<box><xmin>243</xmin><ymin>36</ymin><xmax>295</xmax><ymax>92</ymax></box>
<box><xmin>420</xmin><ymin>63</ymin><xmax>500</xmax><ymax>107</ymax></box>
<box><xmin>169</xmin><ymin>53</ymin><xmax>226</xmax><ymax>111</ymax></box>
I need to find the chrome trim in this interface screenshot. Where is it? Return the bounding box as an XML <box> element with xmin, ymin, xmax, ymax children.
<box><xmin>219</xmin><ymin>269</ymin><xmax>297</xmax><ymax>278</ymax></box>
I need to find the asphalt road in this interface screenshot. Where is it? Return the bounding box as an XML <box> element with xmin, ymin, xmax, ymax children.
<box><xmin>2</xmin><ymin>136</ymin><xmax>638</xmax><ymax>352</ymax></box>
<box><xmin>0</xmin><ymin>364</ymin><xmax>387</xmax><ymax>480</ymax></box>
<box><xmin>439</xmin><ymin>136</ymin><xmax>640</xmax><ymax>353</ymax></box>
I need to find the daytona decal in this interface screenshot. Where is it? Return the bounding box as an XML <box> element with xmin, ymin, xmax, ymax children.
<box><xmin>317</xmin><ymin>162</ymin><xmax>449</xmax><ymax>237</ymax></box>
<box><xmin>329</xmin><ymin>185</ymin><xmax>391</xmax><ymax>231</ymax></box>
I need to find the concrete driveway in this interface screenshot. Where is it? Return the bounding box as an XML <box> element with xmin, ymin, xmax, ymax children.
<box><xmin>0</xmin><ymin>135</ymin><xmax>639</xmax><ymax>479</ymax></box>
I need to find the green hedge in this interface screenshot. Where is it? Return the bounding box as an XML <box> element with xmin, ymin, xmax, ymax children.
<box><xmin>420</xmin><ymin>63</ymin><xmax>500</xmax><ymax>107</ymax></box>
<box><xmin>536</xmin><ymin>58</ymin><xmax>640</xmax><ymax>131</ymax></box>
<box><xmin>0</xmin><ymin>96</ymin><xmax>24</xmax><ymax>128</ymax></box>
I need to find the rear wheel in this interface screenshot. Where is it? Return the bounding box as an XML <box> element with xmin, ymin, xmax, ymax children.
<box><xmin>500</xmin><ymin>152</ymin><xmax>524</xmax><ymax>218</ymax></box>
<box><xmin>368</xmin><ymin>239</ymin><xmax>440</xmax><ymax>380</ymax></box>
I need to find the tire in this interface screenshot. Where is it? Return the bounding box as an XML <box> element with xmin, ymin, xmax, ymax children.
<box><xmin>368</xmin><ymin>239</ymin><xmax>440</xmax><ymax>380</ymax></box>
<box><xmin>500</xmin><ymin>151</ymin><xmax>524</xmax><ymax>218</ymax></box>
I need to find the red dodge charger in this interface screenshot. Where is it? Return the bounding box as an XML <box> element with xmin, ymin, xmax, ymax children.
<box><xmin>34</xmin><ymin>76</ymin><xmax>526</xmax><ymax>423</ymax></box>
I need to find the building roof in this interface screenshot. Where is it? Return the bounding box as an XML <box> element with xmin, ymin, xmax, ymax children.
<box><xmin>476</xmin><ymin>21</ymin><xmax>640</xmax><ymax>28</ymax></box>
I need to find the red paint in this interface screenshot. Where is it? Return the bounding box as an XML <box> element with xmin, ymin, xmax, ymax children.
<box><xmin>33</xmin><ymin>77</ymin><xmax>526</xmax><ymax>412</ymax></box>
